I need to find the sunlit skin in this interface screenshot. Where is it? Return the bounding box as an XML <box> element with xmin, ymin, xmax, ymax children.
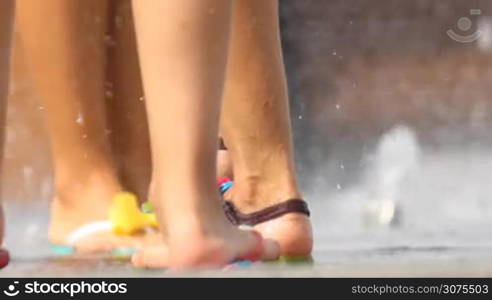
<box><xmin>131</xmin><ymin>0</ymin><xmax>280</xmax><ymax>268</ymax></box>
<box><xmin>15</xmin><ymin>0</ymin><xmax>235</xmax><ymax>253</ymax></box>
<box><xmin>13</xmin><ymin>0</ymin><xmax>225</xmax><ymax>255</ymax></box>
<box><xmin>15</xmin><ymin>0</ymin><xmax>156</xmax><ymax>252</ymax></box>
<box><xmin>131</xmin><ymin>0</ymin><xmax>310</xmax><ymax>268</ymax></box>
<box><xmin>220</xmin><ymin>0</ymin><xmax>312</xmax><ymax>258</ymax></box>
<box><xmin>12</xmin><ymin>0</ymin><xmax>309</xmax><ymax>266</ymax></box>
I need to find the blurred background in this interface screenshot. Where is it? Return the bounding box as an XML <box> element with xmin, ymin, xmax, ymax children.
<box><xmin>3</xmin><ymin>0</ymin><xmax>492</xmax><ymax>264</ymax></box>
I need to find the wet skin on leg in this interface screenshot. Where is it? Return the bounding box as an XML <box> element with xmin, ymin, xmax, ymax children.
<box><xmin>16</xmin><ymin>0</ymin><xmax>153</xmax><ymax>252</ymax></box>
<box><xmin>106</xmin><ymin>1</ymin><xmax>229</xmax><ymax>247</ymax></box>
<box><xmin>106</xmin><ymin>0</ymin><xmax>152</xmax><ymax>203</ymax></box>
<box><xmin>131</xmin><ymin>0</ymin><xmax>278</xmax><ymax>269</ymax></box>
<box><xmin>221</xmin><ymin>0</ymin><xmax>312</xmax><ymax>257</ymax></box>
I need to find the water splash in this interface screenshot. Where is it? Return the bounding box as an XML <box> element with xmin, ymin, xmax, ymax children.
<box><xmin>362</xmin><ymin>125</ymin><xmax>421</xmax><ymax>227</ymax></box>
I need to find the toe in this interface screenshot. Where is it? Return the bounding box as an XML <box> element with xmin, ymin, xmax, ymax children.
<box><xmin>132</xmin><ymin>245</ymin><xmax>170</xmax><ymax>268</ymax></box>
<box><xmin>238</xmin><ymin>230</ymin><xmax>279</xmax><ymax>262</ymax></box>
<box><xmin>261</xmin><ymin>238</ymin><xmax>280</xmax><ymax>261</ymax></box>
<box><xmin>131</xmin><ymin>251</ymin><xmax>146</xmax><ymax>268</ymax></box>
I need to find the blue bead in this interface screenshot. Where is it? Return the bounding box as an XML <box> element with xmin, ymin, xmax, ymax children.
<box><xmin>50</xmin><ymin>245</ymin><xmax>75</xmax><ymax>256</ymax></box>
<box><xmin>234</xmin><ymin>260</ymin><xmax>253</xmax><ymax>267</ymax></box>
<box><xmin>220</xmin><ymin>181</ymin><xmax>234</xmax><ymax>194</ymax></box>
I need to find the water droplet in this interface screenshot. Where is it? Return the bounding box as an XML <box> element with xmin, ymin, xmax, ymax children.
<box><xmin>115</xmin><ymin>16</ymin><xmax>124</xmax><ymax>29</ymax></box>
<box><xmin>82</xmin><ymin>134</ymin><xmax>88</xmax><ymax>139</ymax></box>
<box><xmin>139</xmin><ymin>96</ymin><xmax>145</xmax><ymax>102</ymax></box>
<box><xmin>104</xmin><ymin>35</ymin><xmax>116</xmax><ymax>47</ymax></box>
<box><xmin>75</xmin><ymin>112</ymin><xmax>84</xmax><ymax>125</ymax></box>
<box><xmin>335</xmin><ymin>104</ymin><xmax>341</xmax><ymax>110</ymax></box>
<box><xmin>23</xmin><ymin>165</ymin><xmax>34</xmax><ymax>178</ymax></box>
<box><xmin>336</xmin><ymin>184</ymin><xmax>342</xmax><ymax>190</ymax></box>
<box><xmin>298</xmin><ymin>115</ymin><xmax>303</xmax><ymax>120</ymax></box>
<box><xmin>332</xmin><ymin>50</ymin><xmax>337</xmax><ymax>56</ymax></box>
<box><xmin>105</xmin><ymin>90</ymin><xmax>114</xmax><ymax>99</ymax></box>
<box><xmin>340</xmin><ymin>164</ymin><xmax>345</xmax><ymax>170</ymax></box>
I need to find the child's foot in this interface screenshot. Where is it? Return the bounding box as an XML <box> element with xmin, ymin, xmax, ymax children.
<box><xmin>223</xmin><ymin>183</ymin><xmax>313</xmax><ymax>258</ymax></box>
<box><xmin>48</xmin><ymin>170</ymin><xmax>159</xmax><ymax>253</ymax></box>
<box><xmin>131</xmin><ymin>243</ymin><xmax>169</xmax><ymax>268</ymax></box>
<box><xmin>132</xmin><ymin>189</ymin><xmax>279</xmax><ymax>269</ymax></box>
<box><xmin>132</xmin><ymin>223</ymin><xmax>278</xmax><ymax>269</ymax></box>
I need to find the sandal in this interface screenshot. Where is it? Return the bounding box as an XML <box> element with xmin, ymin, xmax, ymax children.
<box><xmin>217</xmin><ymin>177</ymin><xmax>312</xmax><ymax>263</ymax></box>
<box><xmin>50</xmin><ymin>192</ymin><xmax>158</xmax><ymax>258</ymax></box>
<box><xmin>217</xmin><ymin>177</ymin><xmax>310</xmax><ymax>226</ymax></box>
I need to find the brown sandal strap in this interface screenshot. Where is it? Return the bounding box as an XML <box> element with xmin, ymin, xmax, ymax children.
<box><xmin>218</xmin><ymin>138</ymin><xmax>228</xmax><ymax>150</ymax></box>
<box><xmin>222</xmin><ymin>199</ymin><xmax>310</xmax><ymax>226</ymax></box>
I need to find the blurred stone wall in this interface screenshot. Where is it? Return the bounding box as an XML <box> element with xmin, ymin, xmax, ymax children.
<box><xmin>280</xmin><ymin>0</ymin><xmax>492</xmax><ymax>186</ymax></box>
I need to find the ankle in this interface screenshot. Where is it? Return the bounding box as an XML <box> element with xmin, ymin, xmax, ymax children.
<box><xmin>165</xmin><ymin>210</ymin><xmax>232</xmax><ymax>255</ymax></box>
<box><xmin>149</xmin><ymin>180</ymin><xmax>227</xmax><ymax>228</ymax></box>
<box><xmin>54</xmin><ymin>167</ymin><xmax>121</xmax><ymax>205</ymax></box>
<box><xmin>228</xmin><ymin>173</ymin><xmax>302</xmax><ymax>213</ymax></box>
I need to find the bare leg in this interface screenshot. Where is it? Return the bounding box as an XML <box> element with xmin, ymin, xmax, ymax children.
<box><xmin>0</xmin><ymin>0</ymin><xmax>14</xmax><ymax>248</ymax></box>
<box><xmin>217</xmin><ymin>137</ymin><xmax>232</xmax><ymax>178</ymax></box>
<box><xmin>16</xmin><ymin>0</ymin><xmax>145</xmax><ymax>251</ymax></box>
<box><xmin>131</xmin><ymin>0</ymin><xmax>278</xmax><ymax>269</ymax></box>
<box><xmin>105</xmin><ymin>0</ymin><xmax>152</xmax><ymax>202</ymax></box>
<box><xmin>107</xmin><ymin>0</ymin><xmax>231</xmax><ymax>199</ymax></box>
<box><xmin>217</xmin><ymin>150</ymin><xmax>232</xmax><ymax>178</ymax></box>
<box><xmin>221</xmin><ymin>0</ymin><xmax>312</xmax><ymax>257</ymax></box>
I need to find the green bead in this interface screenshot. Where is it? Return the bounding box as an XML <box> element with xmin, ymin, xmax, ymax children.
<box><xmin>141</xmin><ymin>201</ymin><xmax>154</xmax><ymax>213</ymax></box>
<box><xmin>111</xmin><ymin>248</ymin><xmax>136</xmax><ymax>258</ymax></box>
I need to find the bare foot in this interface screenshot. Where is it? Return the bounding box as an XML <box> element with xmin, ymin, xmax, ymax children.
<box><xmin>254</xmin><ymin>214</ymin><xmax>312</xmax><ymax>258</ymax></box>
<box><xmin>132</xmin><ymin>189</ymin><xmax>279</xmax><ymax>269</ymax></box>
<box><xmin>132</xmin><ymin>222</ymin><xmax>278</xmax><ymax>269</ymax></box>
<box><xmin>131</xmin><ymin>243</ymin><xmax>169</xmax><ymax>268</ymax></box>
<box><xmin>224</xmin><ymin>185</ymin><xmax>313</xmax><ymax>258</ymax></box>
<box><xmin>48</xmin><ymin>170</ymin><xmax>160</xmax><ymax>253</ymax></box>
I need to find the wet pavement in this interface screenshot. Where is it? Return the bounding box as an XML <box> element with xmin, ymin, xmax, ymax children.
<box><xmin>2</xmin><ymin>127</ymin><xmax>492</xmax><ymax>277</ymax></box>
<box><xmin>2</xmin><ymin>249</ymin><xmax>492</xmax><ymax>277</ymax></box>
